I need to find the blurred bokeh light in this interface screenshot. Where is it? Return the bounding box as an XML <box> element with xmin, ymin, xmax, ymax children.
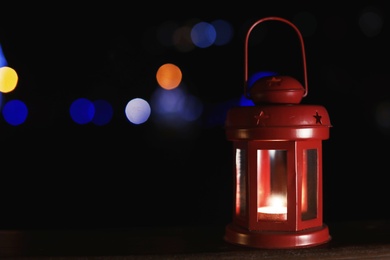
<box><xmin>2</xmin><ymin>99</ymin><xmax>28</xmax><ymax>126</ymax></box>
<box><xmin>125</xmin><ymin>97</ymin><xmax>151</xmax><ymax>125</ymax></box>
<box><xmin>0</xmin><ymin>66</ymin><xmax>18</xmax><ymax>93</ymax></box>
<box><xmin>92</xmin><ymin>99</ymin><xmax>114</xmax><ymax>126</ymax></box>
<box><xmin>70</xmin><ymin>98</ymin><xmax>95</xmax><ymax>125</ymax></box>
<box><xmin>156</xmin><ymin>63</ymin><xmax>182</xmax><ymax>90</ymax></box>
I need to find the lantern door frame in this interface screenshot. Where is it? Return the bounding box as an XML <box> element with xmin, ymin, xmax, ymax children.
<box><xmin>248</xmin><ymin>140</ymin><xmax>295</xmax><ymax>231</ymax></box>
<box><xmin>244</xmin><ymin>139</ymin><xmax>325</xmax><ymax>231</ymax></box>
<box><xmin>296</xmin><ymin>138</ymin><xmax>324</xmax><ymax>230</ymax></box>
<box><xmin>231</xmin><ymin>141</ymin><xmax>249</xmax><ymax>229</ymax></box>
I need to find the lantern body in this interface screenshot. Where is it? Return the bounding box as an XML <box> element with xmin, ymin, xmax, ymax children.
<box><xmin>224</xmin><ymin>104</ymin><xmax>331</xmax><ymax>249</ymax></box>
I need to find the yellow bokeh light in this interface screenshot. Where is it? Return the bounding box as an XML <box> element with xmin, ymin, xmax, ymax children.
<box><xmin>0</xmin><ymin>66</ymin><xmax>18</xmax><ymax>93</ymax></box>
<box><xmin>156</xmin><ymin>63</ymin><xmax>182</xmax><ymax>90</ymax></box>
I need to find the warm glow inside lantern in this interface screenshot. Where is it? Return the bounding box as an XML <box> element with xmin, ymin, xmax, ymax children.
<box><xmin>224</xmin><ymin>17</ymin><xmax>332</xmax><ymax>249</ymax></box>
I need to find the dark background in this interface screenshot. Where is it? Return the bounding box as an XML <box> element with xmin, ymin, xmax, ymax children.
<box><xmin>0</xmin><ymin>2</ymin><xmax>389</xmax><ymax>230</ymax></box>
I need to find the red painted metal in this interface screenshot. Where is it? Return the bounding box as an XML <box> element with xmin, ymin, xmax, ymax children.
<box><xmin>224</xmin><ymin>17</ymin><xmax>332</xmax><ymax>249</ymax></box>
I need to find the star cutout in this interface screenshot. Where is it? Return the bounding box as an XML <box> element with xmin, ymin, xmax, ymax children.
<box><xmin>255</xmin><ymin>110</ymin><xmax>269</xmax><ymax>125</ymax></box>
<box><xmin>314</xmin><ymin>111</ymin><xmax>322</xmax><ymax>124</ymax></box>
<box><xmin>266</xmin><ymin>77</ymin><xmax>282</xmax><ymax>87</ymax></box>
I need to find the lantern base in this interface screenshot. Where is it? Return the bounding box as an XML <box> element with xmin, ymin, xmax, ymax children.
<box><xmin>224</xmin><ymin>223</ymin><xmax>331</xmax><ymax>249</ymax></box>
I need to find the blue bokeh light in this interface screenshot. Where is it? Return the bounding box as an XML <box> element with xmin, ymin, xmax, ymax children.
<box><xmin>2</xmin><ymin>99</ymin><xmax>28</xmax><ymax>126</ymax></box>
<box><xmin>92</xmin><ymin>99</ymin><xmax>113</xmax><ymax>126</ymax></box>
<box><xmin>212</xmin><ymin>19</ymin><xmax>234</xmax><ymax>46</ymax></box>
<box><xmin>70</xmin><ymin>98</ymin><xmax>95</xmax><ymax>125</ymax></box>
<box><xmin>191</xmin><ymin>22</ymin><xmax>216</xmax><ymax>48</ymax></box>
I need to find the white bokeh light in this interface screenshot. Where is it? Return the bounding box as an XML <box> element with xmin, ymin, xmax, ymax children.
<box><xmin>125</xmin><ymin>98</ymin><xmax>151</xmax><ymax>125</ymax></box>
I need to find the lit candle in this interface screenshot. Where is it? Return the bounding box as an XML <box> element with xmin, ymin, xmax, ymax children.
<box><xmin>258</xmin><ymin>195</ymin><xmax>287</xmax><ymax>221</ymax></box>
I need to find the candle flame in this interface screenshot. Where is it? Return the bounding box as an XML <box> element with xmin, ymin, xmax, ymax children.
<box><xmin>269</xmin><ymin>195</ymin><xmax>286</xmax><ymax>208</ymax></box>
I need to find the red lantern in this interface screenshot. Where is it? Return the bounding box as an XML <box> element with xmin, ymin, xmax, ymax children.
<box><xmin>224</xmin><ymin>17</ymin><xmax>332</xmax><ymax>249</ymax></box>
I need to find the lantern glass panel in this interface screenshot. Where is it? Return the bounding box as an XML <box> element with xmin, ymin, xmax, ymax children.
<box><xmin>302</xmin><ymin>148</ymin><xmax>318</xmax><ymax>221</ymax></box>
<box><xmin>257</xmin><ymin>149</ymin><xmax>287</xmax><ymax>221</ymax></box>
<box><xmin>235</xmin><ymin>148</ymin><xmax>247</xmax><ymax>218</ymax></box>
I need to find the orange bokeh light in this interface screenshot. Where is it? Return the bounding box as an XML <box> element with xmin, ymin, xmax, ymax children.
<box><xmin>156</xmin><ymin>63</ymin><xmax>182</xmax><ymax>90</ymax></box>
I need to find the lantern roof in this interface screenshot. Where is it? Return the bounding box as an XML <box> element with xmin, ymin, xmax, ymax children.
<box><xmin>225</xmin><ymin>104</ymin><xmax>331</xmax><ymax>140</ymax></box>
<box><xmin>249</xmin><ymin>75</ymin><xmax>305</xmax><ymax>104</ymax></box>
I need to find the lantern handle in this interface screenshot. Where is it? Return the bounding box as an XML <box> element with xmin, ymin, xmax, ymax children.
<box><xmin>244</xmin><ymin>16</ymin><xmax>308</xmax><ymax>98</ymax></box>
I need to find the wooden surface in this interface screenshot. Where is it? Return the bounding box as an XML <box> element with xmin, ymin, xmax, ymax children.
<box><xmin>1</xmin><ymin>220</ymin><xmax>390</xmax><ymax>259</ymax></box>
